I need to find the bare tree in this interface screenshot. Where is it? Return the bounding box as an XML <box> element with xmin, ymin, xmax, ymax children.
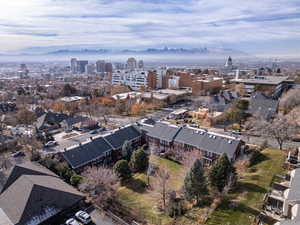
<box><xmin>250</xmin><ymin>115</ymin><xmax>298</xmax><ymax>150</ymax></box>
<box><xmin>280</xmin><ymin>88</ymin><xmax>300</xmax><ymax>113</ymax></box>
<box><xmin>152</xmin><ymin>165</ymin><xmax>170</xmax><ymax>211</ymax></box>
<box><xmin>182</xmin><ymin>149</ymin><xmax>203</xmax><ymax>172</ymax></box>
<box><xmin>79</xmin><ymin>166</ymin><xmax>118</xmax><ymax>207</ymax></box>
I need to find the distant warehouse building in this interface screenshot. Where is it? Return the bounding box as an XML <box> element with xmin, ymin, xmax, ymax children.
<box><xmin>232</xmin><ymin>75</ymin><xmax>291</xmax><ymax>98</ymax></box>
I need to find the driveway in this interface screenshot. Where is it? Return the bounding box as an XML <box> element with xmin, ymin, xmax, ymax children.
<box><xmin>85</xmin><ymin>208</ymin><xmax>116</xmax><ymax>225</ymax></box>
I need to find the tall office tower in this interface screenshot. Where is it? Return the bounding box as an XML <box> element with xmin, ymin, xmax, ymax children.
<box><xmin>77</xmin><ymin>60</ymin><xmax>88</xmax><ymax>73</ymax></box>
<box><xmin>126</xmin><ymin>57</ymin><xmax>137</xmax><ymax>70</ymax></box>
<box><xmin>138</xmin><ymin>60</ymin><xmax>144</xmax><ymax>69</ymax></box>
<box><xmin>85</xmin><ymin>64</ymin><xmax>95</xmax><ymax>74</ymax></box>
<box><xmin>96</xmin><ymin>60</ymin><xmax>106</xmax><ymax>73</ymax></box>
<box><xmin>105</xmin><ymin>62</ymin><xmax>113</xmax><ymax>73</ymax></box>
<box><xmin>70</xmin><ymin>58</ymin><xmax>78</xmax><ymax>74</ymax></box>
<box><xmin>19</xmin><ymin>64</ymin><xmax>29</xmax><ymax>78</ymax></box>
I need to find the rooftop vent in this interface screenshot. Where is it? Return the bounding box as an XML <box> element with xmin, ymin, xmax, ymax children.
<box><xmin>228</xmin><ymin>140</ymin><xmax>232</xmax><ymax>144</ymax></box>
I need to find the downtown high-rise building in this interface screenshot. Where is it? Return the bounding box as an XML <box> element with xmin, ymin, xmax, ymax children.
<box><xmin>77</xmin><ymin>60</ymin><xmax>89</xmax><ymax>73</ymax></box>
<box><xmin>138</xmin><ymin>60</ymin><xmax>144</xmax><ymax>69</ymax></box>
<box><xmin>96</xmin><ymin>60</ymin><xmax>106</xmax><ymax>73</ymax></box>
<box><xmin>126</xmin><ymin>57</ymin><xmax>137</xmax><ymax>70</ymax></box>
<box><xmin>70</xmin><ymin>58</ymin><xmax>78</xmax><ymax>74</ymax></box>
<box><xmin>105</xmin><ymin>62</ymin><xmax>113</xmax><ymax>73</ymax></box>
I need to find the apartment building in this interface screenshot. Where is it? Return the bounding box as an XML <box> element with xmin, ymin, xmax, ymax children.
<box><xmin>140</xmin><ymin>121</ymin><xmax>243</xmax><ymax>166</ymax></box>
<box><xmin>112</xmin><ymin>70</ymin><xmax>150</xmax><ymax>90</ymax></box>
<box><xmin>192</xmin><ymin>77</ymin><xmax>223</xmax><ymax>96</ymax></box>
<box><xmin>62</xmin><ymin>125</ymin><xmax>142</xmax><ymax>172</ymax></box>
<box><xmin>266</xmin><ymin>168</ymin><xmax>300</xmax><ymax>224</ymax></box>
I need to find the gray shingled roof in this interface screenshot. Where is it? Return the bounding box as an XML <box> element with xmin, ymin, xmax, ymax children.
<box><xmin>62</xmin><ymin>125</ymin><xmax>141</xmax><ymax>169</ymax></box>
<box><xmin>0</xmin><ymin>162</ymin><xmax>84</xmax><ymax>225</ymax></box>
<box><xmin>174</xmin><ymin>127</ymin><xmax>241</xmax><ymax>160</ymax></box>
<box><xmin>103</xmin><ymin>125</ymin><xmax>141</xmax><ymax>149</ymax></box>
<box><xmin>140</xmin><ymin>122</ymin><xmax>241</xmax><ymax>159</ymax></box>
<box><xmin>63</xmin><ymin>136</ymin><xmax>113</xmax><ymax>169</ymax></box>
<box><xmin>247</xmin><ymin>92</ymin><xmax>278</xmax><ymax>120</ymax></box>
<box><xmin>141</xmin><ymin>122</ymin><xmax>181</xmax><ymax>142</ymax></box>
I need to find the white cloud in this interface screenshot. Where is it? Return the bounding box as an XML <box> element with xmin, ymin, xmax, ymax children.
<box><xmin>0</xmin><ymin>0</ymin><xmax>299</xmax><ymax>54</ymax></box>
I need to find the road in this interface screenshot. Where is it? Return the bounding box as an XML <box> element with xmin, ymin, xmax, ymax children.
<box><xmin>208</xmin><ymin>127</ymin><xmax>300</xmax><ymax>149</ymax></box>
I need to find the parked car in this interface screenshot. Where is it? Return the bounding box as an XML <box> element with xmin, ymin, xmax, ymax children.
<box><xmin>97</xmin><ymin>127</ymin><xmax>106</xmax><ymax>132</ymax></box>
<box><xmin>44</xmin><ymin>141</ymin><xmax>57</xmax><ymax>147</ymax></box>
<box><xmin>89</xmin><ymin>130</ymin><xmax>98</xmax><ymax>134</ymax></box>
<box><xmin>75</xmin><ymin>210</ymin><xmax>92</xmax><ymax>224</ymax></box>
<box><xmin>11</xmin><ymin>151</ymin><xmax>25</xmax><ymax>158</ymax></box>
<box><xmin>231</xmin><ymin>130</ymin><xmax>241</xmax><ymax>135</ymax></box>
<box><xmin>65</xmin><ymin>218</ymin><xmax>80</xmax><ymax>225</ymax></box>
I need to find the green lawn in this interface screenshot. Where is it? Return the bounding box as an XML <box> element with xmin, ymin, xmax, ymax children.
<box><xmin>206</xmin><ymin>148</ymin><xmax>286</xmax><ymax>225</ymax></box>
<box><xmin>116</xmin><ymin>156</ymin><xmax>185</xmax><ymax>225</ymax></box>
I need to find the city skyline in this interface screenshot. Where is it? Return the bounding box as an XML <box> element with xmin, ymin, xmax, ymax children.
<box><xmin>0</xmin><ymin>0</ymin><xmax>300</xmax><ymax>57</ymax></box>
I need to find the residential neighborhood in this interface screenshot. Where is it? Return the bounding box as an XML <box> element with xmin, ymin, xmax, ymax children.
<box><xmin>1</xmin><ymin>1</ymin><xmax>300</xmax><ymax>225</ymax></box>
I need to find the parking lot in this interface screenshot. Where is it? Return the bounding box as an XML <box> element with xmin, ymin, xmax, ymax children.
<box><xmin>89</xmin><ymin>208</ymin><xmax>116</xmax><ymax>225</ymax></box>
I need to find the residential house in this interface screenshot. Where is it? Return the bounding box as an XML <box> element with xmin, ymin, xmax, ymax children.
<box><xmin>60</xmin><ymin>116</ymin><xmax>97</xmax><ymax>130</ymax></box>
<box><xmin>0</xmin><ymin>102</ymin><xmax>17</xmax><ymax>113</ymax></box>
<box><xmin>0</xmin><ymin>162</ymin><xmax>84</xmax><ymax>225</ymax></box>
<box><xmin>36</xmin><ymin>111</ymin><xmax>69</xmax><ymax>132</ymax></box>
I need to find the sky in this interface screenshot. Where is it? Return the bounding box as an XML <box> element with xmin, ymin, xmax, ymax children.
<box><xmin>0</xmin><ymin>0</ymin><xmax>300</xmax><ymax>57</ymax></box>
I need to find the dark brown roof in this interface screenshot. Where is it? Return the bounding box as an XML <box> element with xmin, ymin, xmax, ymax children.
<box><xmin>0</xmin><ymin>162</ymin><xmax>84</xmax><ymax>225</ymax></box>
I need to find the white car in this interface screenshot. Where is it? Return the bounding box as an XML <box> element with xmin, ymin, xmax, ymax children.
<box><xmin>75</xmin><ymin>210</ymin><xmax>92</xmax><ymax>224</ymax></box>
<box><xmin>65</xmin><ymin>218</ymin><xmax>80</xmax><ymax>225</ymax></box>
<box><xmin>44</xmin><ymin>141</ymin><xmax>57</xmax><ymax>147</ymax></box>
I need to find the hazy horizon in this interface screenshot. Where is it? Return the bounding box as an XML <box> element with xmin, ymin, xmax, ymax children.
<box><xmin>0</xmin><ymin>0</ymin><xmax>299</xmax><ymax>58</ymax></box>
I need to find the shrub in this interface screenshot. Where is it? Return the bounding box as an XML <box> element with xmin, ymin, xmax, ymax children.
<box><xmin>70</xmin><ymin>174</ymin><xmax>83</xmax><ymax>187</ymax></box>
<box><xmin>113</xmin><ymin>160</ymin><xmax>132</xmax><ymax>180</ymax></box>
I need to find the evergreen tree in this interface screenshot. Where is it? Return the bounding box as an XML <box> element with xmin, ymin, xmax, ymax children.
<box><xmin>209</xmin><ymin>153</ymin><xmax>235</xmax><ymax>193</ymax></box>
<box><xmin>130</xmin><ymin>148</ymin><xmax>149</xmax><ymax>172</ymax></box>
<box><xmin>122</xmin><ymin>140</ymin><xmax>132</xmax><ymax>161</ymax></box>
<box><xmin>184</xmin><ymin>159</ymin><xmax>208</xmax><ymax>204</ymax></box>
<box><xmin>113</xmin><ymin>160</ymin><xmax>132</xmax><ymax>180</ymax></box>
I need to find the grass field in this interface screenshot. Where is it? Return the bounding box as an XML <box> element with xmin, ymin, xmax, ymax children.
<box><xmin>206</xmin><ymin>148</ymin><xmax>286</xmax><ymax>225</ymax></box>
<box><xmin>116</xmin><ymin>155</ymin><xmax>185</xmax><ymax>225</ymax></box>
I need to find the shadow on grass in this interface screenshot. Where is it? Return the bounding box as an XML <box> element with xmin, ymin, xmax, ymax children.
<box><xmin>249</xmin><ymin>151</ymin><xmax>269</xmax><ymax>167</ymax></box>
<box><xmin>121</xmin><ymin>177</ymin><xmax>147</xmax><ymax>193</ymax></box>
<box><xmin>234</xmin><ymin>181</ymin><xmax>267</xmax><ymax>194</ymax></box>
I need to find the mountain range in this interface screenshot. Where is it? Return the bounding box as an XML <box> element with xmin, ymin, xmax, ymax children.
<box><xmin>12</xmin><ymin>46</ymin><xmax>248</xmax><ymax>56</ymax></box>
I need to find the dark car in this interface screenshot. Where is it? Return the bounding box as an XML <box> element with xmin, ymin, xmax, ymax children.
<box><xmin>11</xmin><ymin>151</ymin><xmax>25</xmax><ymax>158</ymax></box>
